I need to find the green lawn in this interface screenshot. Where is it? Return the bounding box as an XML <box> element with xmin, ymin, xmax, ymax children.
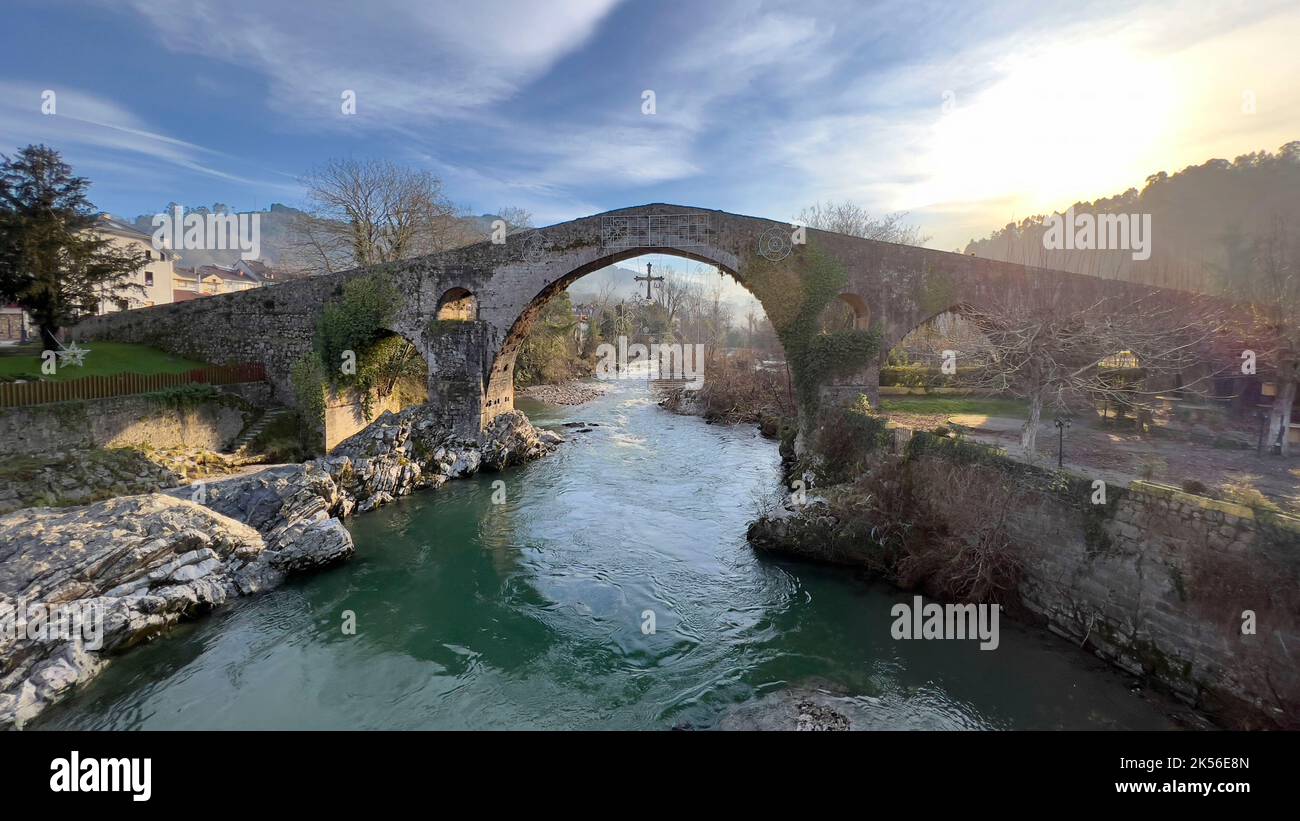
<box><xmin>0</xmin><ymin>342</ymin><xmax>209</xmax><ymax>381</ymax></box>
<box><xmin>879</xmin><ymin>396</ymin><xmax>1029</xmax><ymax>419</ymax></box>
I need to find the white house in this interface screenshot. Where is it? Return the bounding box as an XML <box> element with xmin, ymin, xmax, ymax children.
<box><xmin>172</xmin><ymin>263</ymin><xmax>263</xmax><ymax>300</ymax></box>
<box><xmin>92</xmin><ymin>215</ymin><xmax>176</xmax><ymax>313</ymax></box>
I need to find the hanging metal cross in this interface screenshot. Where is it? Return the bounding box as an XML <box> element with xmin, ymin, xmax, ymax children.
<box><xmin>634</xmin><ymin>261</ymin><xmax>663</xmax><ymax>301</ymax></box>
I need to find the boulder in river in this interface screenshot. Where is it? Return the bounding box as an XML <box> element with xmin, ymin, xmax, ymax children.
<box><xmin>717</xmin><ymin>687</ymin><xmax>861</xmax><ymax>730</ymax></box>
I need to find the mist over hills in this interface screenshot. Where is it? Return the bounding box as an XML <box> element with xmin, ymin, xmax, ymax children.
<box><xmin>962</xmin><ymin>141</ymin><xmax>1300</xmax><ymax>292</ymax></box>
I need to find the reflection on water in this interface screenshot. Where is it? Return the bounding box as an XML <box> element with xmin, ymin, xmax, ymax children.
<box><xmin>36</xmin><ymin>380</ymin><xmax>1173</xmax><ymax>730</ymax></box>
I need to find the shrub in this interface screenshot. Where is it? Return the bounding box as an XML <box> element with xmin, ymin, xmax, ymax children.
<box><xmin>1221</xmin><ymin>480</ymin><xmax>1282</xmax><ymax>512</ymax></box>
<box><xmin>308</xmin><ymin>271</ymin><xmax>424</xmax><ymax>418</ymax></box>
<box><xmin>814</xmin><ymin>395</ymin><xmax>892</xmax><ymax>484</ymax></box>
<box><xmin>144</xmin><ymin>383</ymin><xmax>225</xmax><ymax>409</ymax></box>
<box><xmin>291</xmin><ymin>355</ymin><xmax>327</xmax><ymax>428</ymax></box>
<box><xmin>514</xmin><ymin>291</ymin><xmax>586</xmax><ymax>387</ymax></box>
<box><xmin>248</xmin><ymin>411</ymin><xmax>314</xmax><ymax>462</ymax></box>
<box><xmin>313</xmin><ymin>272</ymin><xmax>401</xmax><ymax>371</ymax></box>
<box><xmin>674</xmin><ymin>350</ymin><xmax>794</xmax><ymax>424</ymax></box>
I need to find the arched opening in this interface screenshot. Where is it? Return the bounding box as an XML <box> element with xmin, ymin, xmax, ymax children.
<box><xmin>485</xmin><ymin>249</ymin><xmax>793</xmax><ymax>427</ymax></box>
<box><xmin>817</xmin><ymin>293</ymin><xmax>870</xmax><ymax>333</ymax></box>
<box><xmin>1093</xmin><ymin>350</ymin><xmax>1151</xmax><ymax>429</ymax></box>
<box><xmin>875</xmin><ymin>306</ymin><xmax>1025</xmax><ymax>427</ymax></box>
<box><xmin>436</xmin><ymin>287</ymin><xmax>477</xmax><ymax>321</ymax></box>
<box><xmin>884</xmin><ymin>307</ymin><xmax>994</xmax><ymax>375</ymax></box>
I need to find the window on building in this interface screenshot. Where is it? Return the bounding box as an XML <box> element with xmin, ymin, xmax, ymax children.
<box><xmin>145</xmin><ymin>272</ymin><xmax>154</xmax><ymax>287</ymax></box>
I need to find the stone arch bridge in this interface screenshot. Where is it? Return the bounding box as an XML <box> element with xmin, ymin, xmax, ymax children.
<box><xmin>76</xmin><ymin>203</ymin><xmax>1217</xmax><ymax>446</ymax></box>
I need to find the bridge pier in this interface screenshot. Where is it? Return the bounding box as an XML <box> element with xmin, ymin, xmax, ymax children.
<box><xmin>816</xmin><ymin>361</ymin><xmax>881</xmax><ymax>412</ymax></box>
<box><xmin>425</xmin><ymin>320</ymin><xmax>492</xmax><ymax>439</ymax></box>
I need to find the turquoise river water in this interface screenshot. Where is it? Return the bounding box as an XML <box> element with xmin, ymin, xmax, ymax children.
<box><xmin>36</xmin><ymin>378</ymin><xmax>1174</xmax><ymax>730</ymax></box>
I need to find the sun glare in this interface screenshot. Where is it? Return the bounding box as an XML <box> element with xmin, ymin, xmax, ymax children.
<box><xmin>916</xmin><ymin>40</ymin><xmax>1180</xmax><ymax>215</ymax></box>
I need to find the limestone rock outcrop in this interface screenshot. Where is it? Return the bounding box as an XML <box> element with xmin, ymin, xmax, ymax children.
<box><xmin>328</xmin><ymin>405</ymin><xmax>554</xmax><ymax>510</ymax></box>
<box><xmin>0</xmin><ymin>487</ymin><xmax>352</xmax><ymax>729</ymax></box>
<box><xmin>480</xmin><ymin>410</ymin><xmax>554</xmax><ymax>470</ymax></box>
<box><xmin>0</xmin><ymin>404</ymin><xmax>560</xmax><ymax>729</ymax></box>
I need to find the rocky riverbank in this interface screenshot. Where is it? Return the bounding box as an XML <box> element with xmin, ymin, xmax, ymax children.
<box><xmin>518</xmin><ymin>380</ymin><xmax>610</xmax><ymax>406</ymax></box>
<box><xmin>0</xmin><ymin>446</ymin><xmax>252</xmax><ymax>516</ymax></box>
<box><xmin>747</xmin><ymin>429</ymin><xmax>1300</xmax><ymax>730</ymax></box>
<box><xmin>0</xmin><ymin>406</ymin><xmax>559</xmax><ymax>729</ymax></box>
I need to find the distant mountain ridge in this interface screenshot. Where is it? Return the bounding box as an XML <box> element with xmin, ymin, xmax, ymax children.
<box><xmin>963</xmin><ymin>141</ymin><xmax>1300</xmax><ymax>292</ymax></box>
<box><xmin>127</xmin><ymin>203</ymin><xmax>303</xmax><ymax>269</ymax></box>
<box><xmin>126</xmin><ymin>204</ymin><xmax>506</xmax><ymax>270</ymax></box>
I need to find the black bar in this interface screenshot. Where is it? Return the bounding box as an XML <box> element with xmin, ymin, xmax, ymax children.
<box><xmin>0</xmin><ymin>730</ymin><xmax>1284</xmax><ymax>808</ymax></box>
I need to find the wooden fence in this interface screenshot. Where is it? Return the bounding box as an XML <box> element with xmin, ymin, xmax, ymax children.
<box><xmin>0</xmin><ymin>363</ymin><xmax>267</xmax><ymax>408</ymax></box>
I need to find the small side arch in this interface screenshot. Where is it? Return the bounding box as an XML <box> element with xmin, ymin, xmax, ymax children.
<box><xmin>836</xmin><ymin>292</ymin><xmax>871</xmax><ymax>330</ymax></box>
<box><xmin>816</xmin><ymin>292</ymin><xmax>872</xmax><ymax>333</ymax></box>
<box><xmin>436</xmin><ymin>287</ymin><xmax>477</xmax><ymax>321</ymax></box>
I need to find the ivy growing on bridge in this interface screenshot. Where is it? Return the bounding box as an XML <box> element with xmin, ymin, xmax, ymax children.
<box><xmin>293</xmin><ymin>271</ymin><xmax>418</xmax><ymax>423</ymax></box>
<box><xmin>745</xmin><ymin>242</ymin><xmax>881</xmax><ymax>419</ymax></box>
<box><xmin>313</xmin><ymin>272</ymin><xmax>402</xmax><ymax>371</ymax></box>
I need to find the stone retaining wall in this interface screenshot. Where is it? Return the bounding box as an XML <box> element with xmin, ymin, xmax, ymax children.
<box><xmin>0</xmin><ymin>390</ymin><xmax>258</xmax><ymax>457</ymax></box>
<box><xmin>1012</xmin><ymin>476</ymin><xmax>1299</xmax><ymax>726</ymax></box>
<box><xmin>906</xmin><ymin>440</ymin><xmax>1300</xmax><ymax>727</ymax></box>
<box><xmin>71</xmin><ymin>275</ymin><xmax>347</xmax><ymax>404</ymax></box>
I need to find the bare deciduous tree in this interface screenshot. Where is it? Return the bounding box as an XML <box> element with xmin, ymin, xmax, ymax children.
<box><xmin>956</xmin><ymin>293</ymin><xmax>1222</xmax><ymax>458</ymax></box>
<box><xmin>1236</xmin><ymin>217</ymin><xmax>1300</xmax><ymax>455</ymax></box>
<box><xmin>651</xmin><ymin>264</ymin><xmax>691</xmax><ymax>330</ymax></box>
<box><xmin>494</xmin><ymin>206</ymin><xmax>533</xmax><ymax>232</ymax></box>
<box><xmin>796</xmin><ymin>200</ymin><xmax>930</xmax><ymax>246</ymax></box>
<box><xmin>288</xmin><ymin>158</ymin><xmax>476</xmax><ymax>274</ymax></box>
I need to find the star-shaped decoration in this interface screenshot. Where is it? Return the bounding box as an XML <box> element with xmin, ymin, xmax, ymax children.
<box><xmin>56</xmin><ymin>342</ymin><xmax>89</xmax><ymax>368</ymax></box>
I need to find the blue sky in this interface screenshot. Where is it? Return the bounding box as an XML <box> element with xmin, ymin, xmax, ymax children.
<box><xmin>2</xmin><ymin>0</ymin><xmax>1297</xmax><ymax>251</ymax></box>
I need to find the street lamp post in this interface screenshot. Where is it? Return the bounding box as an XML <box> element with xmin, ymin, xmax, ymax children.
<box><xmin>1054</xmin><ymin>415</ymin><xmax>1072</xmax><ymax>468</ymax></box>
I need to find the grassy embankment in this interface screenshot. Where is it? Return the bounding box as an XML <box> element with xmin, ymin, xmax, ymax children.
<box><xmin>0</xmin><ymin>342</ymin><xmax>208</xmax><ymax>381</ymax></box>
<box><xmin>878</xmin><ymin>396</ymin><xmax>1028</xmax><ymax>419</ymax></box>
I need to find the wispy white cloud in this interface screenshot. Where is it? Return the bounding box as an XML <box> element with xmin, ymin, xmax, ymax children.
<box><xmin>115</xmin><ymin>0</ymin><xmax>622</xmax><ymax>126</ymax></box>
<box><xmin>14</xmin><ymin>0</ymin><xmax>1295</xmax><ymax>241</ymax></box>
<box><xmin>0</xmin><ymin>81</ymin><xmax>294</xmax><ymax>192</ymax></box>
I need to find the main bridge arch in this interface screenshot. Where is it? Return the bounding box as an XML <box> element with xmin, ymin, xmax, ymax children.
<box><xmin>479</xmin><ymin>244</ymin><xmax>750</xmax><ymax>428</ymax></box>
<box><xmin>398</xmin><ymin>204</ymin><xmax>817</xmax><ymax>436</ymax></box>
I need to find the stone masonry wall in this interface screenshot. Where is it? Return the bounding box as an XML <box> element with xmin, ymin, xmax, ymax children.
<box><xmin>323</xmin><ymin>389</ymin><xmax>401</xmax><ymax>452</ymax></box>
<box><xmin>0</xmin><ymin>392</ymin><xmax>256</xmax><ymax>457</ymax></box>
<box><xmin>903</xmin><ymin>447</ymin><xmax>1300</xmax><ymax>727</ymax></box>
<box><xmin>71</xmin><ymin>274</ymin><xmax>350</xmax><ymax>404</ymax></box>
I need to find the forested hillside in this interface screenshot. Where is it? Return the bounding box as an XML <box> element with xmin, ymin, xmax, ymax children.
<box><xmin>963</xmin><ymin>141</ymin><xmax>1300</xmax><ymax>294</ymax></box>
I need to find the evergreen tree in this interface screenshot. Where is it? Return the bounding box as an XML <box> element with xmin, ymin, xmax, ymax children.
<box><xmin>0</xmin><ymin>145</ymin><xmax>148</xmax><ymax>349</ymax></box>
